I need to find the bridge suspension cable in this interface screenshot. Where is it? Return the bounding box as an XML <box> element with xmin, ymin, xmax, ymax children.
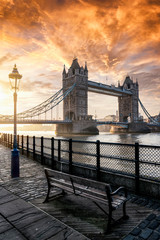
<box><xmin>138</xmin><ymin>98</ymin><xmax>160</xmax><ymax>125</ymax></box>
<box><xmin>0</xmin><ymin>83</ymin><xmax>76</xmax><ymax>120</ymax></box>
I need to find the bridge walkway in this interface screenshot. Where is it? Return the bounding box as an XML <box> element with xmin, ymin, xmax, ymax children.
<box><xmin>0</xmin><ymin>144</ymin><xmax>160</xmax><ymax>239</ymax></box>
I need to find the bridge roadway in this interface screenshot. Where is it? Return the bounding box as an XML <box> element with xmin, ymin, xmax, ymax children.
<box><xmin>0</xmin><ymin>118</ymin><xmax>129</xmax><ymax>128</ymax></box>
<box><xmin>88</xmin><ymin>80</ymin><xmax>133</xmax><ymax>97</ymax></box>
<box><xmin>0</xmin><ymin>119</ymin><xmax>72</xmax><ymax>124</ymax></box>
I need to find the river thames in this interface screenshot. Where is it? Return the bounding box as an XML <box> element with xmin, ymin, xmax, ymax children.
<box><xmin>2</xmin><ymin>131</ymin><xmax>160</xmax><ymax>146</ymax></box>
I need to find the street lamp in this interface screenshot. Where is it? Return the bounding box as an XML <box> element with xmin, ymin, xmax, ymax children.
<box><xmin>9</xmin><ymin>64</ymin><xmax>22</xmax><ymax>178</ymax></box>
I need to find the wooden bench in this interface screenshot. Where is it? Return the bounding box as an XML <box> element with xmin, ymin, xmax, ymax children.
<box><xmin>44</xmin><ymin>168</ymin><xmax>129</xmax><ymax>233</ymax></box>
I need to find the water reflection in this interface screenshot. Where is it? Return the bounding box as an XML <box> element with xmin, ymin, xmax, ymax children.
<box><xmin>68</xmin><ymin>132</ymin><xmax>160</xmax><ymax>146</ymax></box>
<box><xmin>2</xmin><ymin>130</ymin><xmax>160</xmax><ymax>146</ymax></box>
<box><xmin>4</xmin><ymin>130</ymin><xmax>160</xmax><ymax>179</ymax></box>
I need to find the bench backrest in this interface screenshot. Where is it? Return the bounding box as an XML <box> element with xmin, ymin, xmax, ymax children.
<box><xmin>45</xmin><ymin>168</ymin><xmax>112</xmax><ymax>196</ymax></box>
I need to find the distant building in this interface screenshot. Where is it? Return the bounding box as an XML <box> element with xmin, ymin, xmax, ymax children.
<box><xmin>104</xmin><ymin>115</ymin><xmax>117</xmax><ymax>121</ymax></box>
<box><xmin>98</xmin><ymin>114</ymin><xmax>117</xmax><ymax>132</ymax></box>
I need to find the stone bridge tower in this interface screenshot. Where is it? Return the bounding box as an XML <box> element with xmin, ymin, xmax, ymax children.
<box><xmin>118</xmin><ymin>76</ymin><xmax>139</xmax><ymax>122</ymax></box>
<box><xmin>62</xmin><ymin>58</ymin><xmax>89</xmax><ymax>121</ymax></box>
<box><xmin>57</xmin><ymin>58</ymin><xmax>98</xmax><ymax>135</ymax></box>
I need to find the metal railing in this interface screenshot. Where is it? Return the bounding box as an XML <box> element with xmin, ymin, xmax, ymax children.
<box><xmin>1</xmin><ymin>133</ymin><xmax>160</xmax><ymax>194</ymax></box>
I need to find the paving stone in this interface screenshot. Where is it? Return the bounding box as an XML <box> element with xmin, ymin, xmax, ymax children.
<box><xmin>8</xmin><ymin>207</ymin><xmax>47</xmax><ymax>229</ymax></box>
<box><xmin>152</xmin><ymin>203</ymin><xmax>160</xmax><ymax>210</ymax></box>
<box><xmin>135</xmin><ymin>199</ymin><xmax>143</xmax><ymax>204</ymax></box>
<box><xmin>0</xmin><ymin>198</ymin><xmax>33</xmax><ymax>218</ymax></box>
<box><xmin>130</xmin><ymin>197</ymin><xmax>139</xmax><ymax>203</ymax></box>
<box><xmin>123</xmin><ymin>234</ymin><xmax>135</xmax><ymax>240</ymax></box>
<box><xmin>47</xmin><ymin>227</ymin><xmax>89</xmax><ymax>240</ymax></box>
<box><xmin>130</xmin><ymin>227</ymin><xmax>142</xmax><ymax>236</ymax></box>
<box><xmin>157</xmin><ymin>226</ymin><xmax>160</xmax><ymax>233</ymax></box>
<box><xmin>146</xmin><ymin>214</ymin><xmax>156</xmax><ymax>221</ymax></box>
<box><xmin>148</xmin><ymin>232</ymin><xmax>160</xmax><ymax>240</ymax></box>
<box><xmin>140</xmin><ymin>200</ymin><xmax>149</xmax><ymax>207</ymax></box>
<box><xmin>148</xmin><ymin>220</ymin><xmax>159</xmax><ymax>230</ymax></box>
<box><xmin>0</xmin><ymin>216</ymin><xmax>13</xmax><ymax>233</ymax></box>
<box><xmin>156</xmin><ymin>215</ymin><xmax>160</xmax><ymax>221</ymax></box>
<box><xmin>0</xmin><ymin>228</ymin><xmax>27</xmax><ymax>240</ymax></box>
<box><xmin>138</xmin><ymin>220</ymin><xmax>150</xmax><ymax>229</ymax></box>
<box><xmin>139</xmin><ymin>228</ymin><xmax>153</xmax><ymax>239</ymax></box>
<box><xmin>146</xmin><ymin>202</ymin><xmax>155</xmax><ymax>208</ymax></box>
<box><xmin>21</xmin><ymin>216</ymin><xmax>67</xmax><ymax>240</ymax></box>
<box><xmin>0</xmin><ymin>192</ymin><xmax>19</xmax><ymax>205</ymax></box>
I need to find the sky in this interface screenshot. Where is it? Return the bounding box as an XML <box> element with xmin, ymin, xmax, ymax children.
<box><xmin>0</xmin><ymin>0</ymin><xmax>160</xmax><ymax>119</ymax></box>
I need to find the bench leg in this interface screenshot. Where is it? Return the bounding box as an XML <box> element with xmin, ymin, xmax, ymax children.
<box><xmin>123</xmin><ymin>202</ymin><xmax>129</xmax><ymax>220</ymax></box>
<box><xmin>43</xmin><ymin>185</ymin><xmax>51</xmax><ymax>203</ymax></box>
<box><xmin>105</xmin><ymin>209</ymin><xmax>112</xmax><ymax>234</ymax></box>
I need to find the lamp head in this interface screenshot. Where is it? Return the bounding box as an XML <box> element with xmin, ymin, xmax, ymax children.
<box><xmin>9</xmin><ymin>64</ymin><xmax>22</xmax><ymax>80</ymax></box>
<box><xmin>9</xmin><ymin>64</ymin><xmax>22</xmax><ymax>91</ymax></box>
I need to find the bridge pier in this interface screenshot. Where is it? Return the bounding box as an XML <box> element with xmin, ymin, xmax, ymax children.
<box><xmin>110</xmin><ymin>122</ymin><xmax>150</xmax><ymax>133</ymax></box>
<box><xmin>56</xmin><ymin>120</ymin><xmax>99</xmax><ymax>135</ymax></box>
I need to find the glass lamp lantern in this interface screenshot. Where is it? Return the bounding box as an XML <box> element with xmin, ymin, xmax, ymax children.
<box><xmin>9</xmin><ymin>64</ymin><xmax>22</xmax><ymax>178</ymax></box>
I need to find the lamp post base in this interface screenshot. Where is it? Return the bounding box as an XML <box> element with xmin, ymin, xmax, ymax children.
<box><xmin>11</xmin><ymin>148</ymin><xmax>19</xmax><ymax>178</ymax></box>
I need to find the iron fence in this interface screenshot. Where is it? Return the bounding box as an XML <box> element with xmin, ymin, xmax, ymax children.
<box><xmin>1</xmin><ymin>133</ymin><xmax>160</xmax><ymax>194</ymax></box>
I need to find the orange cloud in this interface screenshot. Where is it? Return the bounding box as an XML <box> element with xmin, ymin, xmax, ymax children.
<box><xmin>0</xmin><ymin>0</ymin><xmax>160</xmax><ymax>116</ymax></box>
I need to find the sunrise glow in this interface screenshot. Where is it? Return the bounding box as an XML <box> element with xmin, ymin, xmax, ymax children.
<box><xmin>0</xmin><ymin>0</ymin><xmax>160</xmax><ymax>117</ymax></box>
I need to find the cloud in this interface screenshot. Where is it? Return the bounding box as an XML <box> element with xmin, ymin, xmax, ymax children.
<box><xmin>0</xmin><ymin>0</ymin><xmax>160</xmax><ymax>116</ymax></box>
<box><xmin>0</xmin><ymin>53</ymin><xmax>20</xmax><ymax>65</ymax></box>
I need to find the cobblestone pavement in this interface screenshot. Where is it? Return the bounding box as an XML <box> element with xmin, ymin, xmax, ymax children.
<box><xmin>1</xmin><ymin>144</ymin><xmax>160</xmax><ymax>239</ymax></box>
<box><xmin>0</xmin><ymin>144</ymin><xmax>47</xmax><ymax>201</ymax></box>
<box><xmin>123</xmin><ymin>213</ymin><xmax>160</xmax><ymax>240</ymax></box>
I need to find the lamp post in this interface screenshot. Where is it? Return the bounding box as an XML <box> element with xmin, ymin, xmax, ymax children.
<box><xmin>9</xmin><ymin>64</ymin><xmax>22</xmax><ymax>178</ymax></box>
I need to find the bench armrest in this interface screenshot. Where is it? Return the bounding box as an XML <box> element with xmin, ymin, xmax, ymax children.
<box><xmin>111</xmin><ymin>186</ymin><xmax>127</xmax><ymax>198</ymax></box>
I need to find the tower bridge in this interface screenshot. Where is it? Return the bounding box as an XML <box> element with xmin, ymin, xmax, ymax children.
<box><xmin>60</xmin><ymin>58</ymin><xmax>139</xmax><ymax>134</ymax></box>
<box><xmin>88</xmin><ymin>80</ymin><xmax>132</xmax><ymax>97</ymax></box>
<box><xmin>0</xmin><ymin>58</ymin><xmax>158</xmax><ymax>134</ymax></box>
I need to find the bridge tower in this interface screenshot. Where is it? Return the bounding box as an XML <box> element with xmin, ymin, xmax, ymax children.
<box><xmin>118</xmin><ymin>76</ymin><xmax>139</xmax><ymax>122</ymax></box>
<box><xmin>56</xmin><ymin>58</ymin><xmax>98</xmax><ymax>135</ymax></box>
<box><xmin>62</xmin><ymin>58</ymin><xmax>88</xmax><ymax>121</ymax></box>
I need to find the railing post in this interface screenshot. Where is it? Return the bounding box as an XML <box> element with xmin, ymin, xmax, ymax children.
<box><xmin>8</xmin><ymin>134</ymin><xmax>9</xmax><ymax>147</ymax></box>
<box><xmin>96</xmin><ymin>140</ymin><xmax>100</xmax><ymax>181</ymax></box>
<box><xmin>69</xmin><ymin>139</ymin><xmax>73</xmax><ymax>174</ymax></box>
<box><xmin>22</xmin><ymin>135</ymin><xmax>24</xmax><ymax>155</ymax></box>
<box><xmin>27</xmin><ymin>135</ymin><xmax>29</xmax><ymax>157</ymax></box>
<box><xmin>135</xmin><ymin>142</ymin><xmax>140</xmax><ymax>194</ymax></box>
<box><xmin>7</xmin><ymin>133</ymin><xmax>9</xmax><ymax>148</ymax></box>
<box><xmin>58</xmin><ymin>139</ymin><xmax>61</xmax><ymax>162</ymax></box>
<box><xmin>33</xmin><ymin>136</ymin><xmax>35</xmax><ymax>160</ymax></box>
<box><xmin>41</xmin><ymin>136</ymin><xmax>44</xmax><ymax>165</ymax></box>
<box><xmin>11</xmin><ymin>134</ymin><xmax>12</xmax><ymax>148</ymax></box>
<box><xmin>51</xmin><ymin>137</ymin><xmax>54</xmax><ymax>169</ymax></box>
<box><xmin>17</xmin><ymin>135</ymin><xmax>19</xmax><ymax>149</ymax></box>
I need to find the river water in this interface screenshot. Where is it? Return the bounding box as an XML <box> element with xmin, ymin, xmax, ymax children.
<box><xmin>2</xmin><ymin>130</ymin><xmax>160</xmax><ymax>179</ymax></box>
<box><xmin>11</xmin><ymin>131</ymin><xmax>160</xmax><ymax>146</ymax></box>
